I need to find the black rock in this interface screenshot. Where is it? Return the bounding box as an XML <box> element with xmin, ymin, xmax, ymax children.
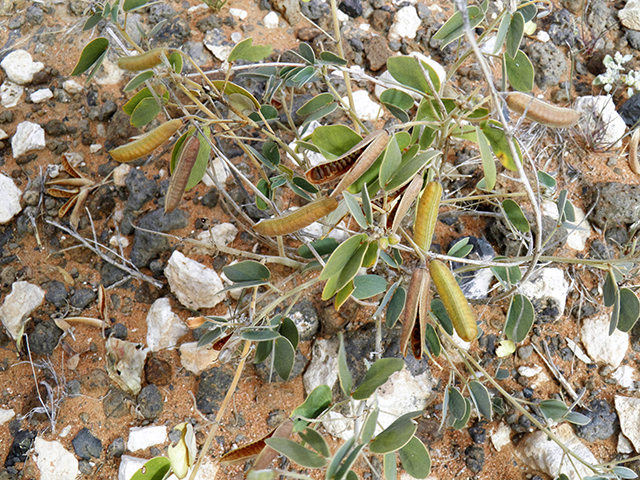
<box><xmin>103</xmin><ymin>389</ymin><xmax>133</xmax><ymax>418</ymax></box>
<box><xmin>201</xmin><ymin>189</ymin><xmax>219</xmax><ymax>209</ymax></box>
<box><xmin>70</xmin><ymin>288</ymin><xmax>96</xmax><ymax>309</ymax></box>
<box><xmin>106</xmin><ymin>323</ymin><xmax>128</xmax><ymax>340</ymax></box>
<box><xmin>43</xmin><ymin>119</ymin><xmax>68</xmax><ymax>137</ymax></box>
<box><xmin>196</xmin><ymin>366</ymin><xmax>236</xmax><ymax>415</ymax></box>
<box><xmin>589</xmin><ymin>239</ymin><xmax>615</xmax><ymax>260</ymax></box>
<box><xmin>107</xmin><ymin>437</ymin><xmax>125</xmax><ymax>457</ymax></box>
<box><xmin>137</xmin><ymin>384</ymin><xmax>164</xmax><ymax>420</ymax></box>
<box><xmin>25</xmin><ymin>5</ymin><xmax>44</xmax><ymax>25</ymax></box>
<box><xmin>129</xmin><ymin>208</ymin><xmax>188</xmax><ymax>267</ymax></box>
<box><xmin>45</xmin><ymin>280</ymin><xmax>68</xmax><ymax>308</ymax></box>
<box><xmin>573</xmin><ymin>399</ymin><xmax>619</xmax><ymax>442</ymax></box>
<box><xmin>28</xmin><ymin>321</ymin><xmax>63</xmax><ymax>355</ymax></box>
<box><xmin>101</xmin><ymin>262</ymin><xmax>128</xmax><ymax>288</ymax></box>
<box><xmin>571</xmin><ymin>301</ymin><xmax>598</xmax><ymax>319</ymax></box>
<box><xmin>5</xmin><ymin>430</ymin><xmax>36</xmax><ymax>467</ymax></box>
<box><xmin>151</xmin><ymin>17</ymin><xmax>191</xmax><ymax>48</ymax></box>
<box><xmin>464</xmin><ymin>445</ymin><xmax>485</xmax><ymax>473</ymax></box>
<box><xmin>469</xmin><ymin>421</ymin><xmax>486</xmax><ymax>444</ymax></box>
<box><xmin>72</xmin><ymin>428</ymin><xmax>103</xmax><ymax>460</ymax></box>
<box><xmin>339</xmin><ymin>0</ymin><xmax>362</xmax><ymax>17</ymax></box>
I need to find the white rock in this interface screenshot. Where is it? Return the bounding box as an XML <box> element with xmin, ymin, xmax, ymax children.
<box><xmin>105</xmin><ymin>338</ymin><xmax>148</xmax><ymax>394</ymax></box>
<box><xmin>388</xmin><ymin>6</ymin><xmax>421</xmax><ymax>41</ymax></box>
<box><xmin>542</xmin><ymin>201</ymin><xmax>591</xmax><ymax>251</ymax></box>
<box><xmin>203</xmin><ymin>32</ymin><xmax>233</xmax><ymax>62</ymax></box>
<box><xmin>491</xmin><ymin>423</ymin><xmax>511</xmax><ymax>451</ymax></box>
<box><xmin>30</xmin><ymin>88</ymin><xmax>53</xmax><ymax>103</ymax></box>
<box><xmin>536</xmin><ymin>31</ymin><xmax>550</xmax><ymax>42</ymax></box>
<box><xmin>519</xmin><ymin>268</ymin><xmax>569</xmax><ymax>323</ymax></box>
<box><xmin>12</xmin><ymin>121</ymin><xmax>46</xmax><ymax>158</ymax></box>
<box><xmin>231</xmin><ymin>31</ymin><xmax>243</xmax><ymax>43</ymax></box>
<box><xmin>62</xmin><ymin>80</ymin><xmax>83</xmax><ymax>95</ymax></box>
<box><xmin>195</xmin><ymin>223</ymin><xmax>238</xmax><ymax>249</ymax></box>
<box><xmin>1</xmin><ymin>80</ymin><xmax>24</xmax><ymax>107</ymax></box>
<box><xmin>0</xmin><ymin>408</ymin><xmax>15</xmax><ymax>425</ymax></box>
<box><xmin>0</xmin><ymin>173</ymin><xmax>23</xmax><ymax>224</ymax></box>
<box><xmin>616</xmin><ymin>395</ymin><xmax>640</xmax><ymax>452</ymax></box>
<box><xmin>112</xmin><ymin>164</ymin><xmax>131</xmax><ymax>187</ymax></box>
<box><xmin>336</xmin><ymin>8</ymin><xmax>349</xmax><ymax>22</ymax></box>
<box><xmin>118</xmin><ymin>455</ymin><xmax>147</xmax><ymax>480</ymax></box>
<box><xmin>515</xmin><ymin>424</ymin><xmax>598</xmax><ymax>480</ymax></box>
<box><xmin>180</xmin><ymin>342</ymin><xmax>220</xmax><ymax>375</ymax></box>
<box><xmin>303</xmin><ymin>337</ymin><xmax>339</xmax><ymax>394</ymax></box>
<box><xmin>48</xmin><ymin>164</ymin><xmax>61</xmax><ymax>178</ymax></box>
<box><xmin>201</xmin><ymin>157</ymin><xmax>229</xmax><ymax>186</ymax></box>
<box><xmin>613</xmin><ymin>365</ymin><xmax>638</xmax><ymax>390</ymax></box>
<box><xmin>165</xmin><ymin>251</ymin><xmax>225</xmax><ymax>309</ymax></box>
<box><xmin>375</xmin><ymin>367</ymin><xmax>433</xmax><ymax>432</ymax></box>
<box><xmin>518</xmin><ymin>365</ymin><xmax>543</xmax><ymax>377</ymax></box>
<box><xmin>581</xmin><ymin>314</ymin><xmax>629</xmax><ymax>368</ymax></box>
<box><xmin>0</xmin><ymin>281</ymin><xmax>44</xmax><ymax>340</ymax></box>
<box><xmin>127</xmin><ymin>425</ymin><xmax>167</xmax><ymax>451</ymax></box>
<box><xmin>229</xmin><ymin>8</ymin><xmax>247</xmax><ymax>19</ymax></box>
<box><xmin>59</xmin><ymin>425</ymin><xmax>72</xmax><ymax>438</ymax></box>
<box><xmin>146</xmin><ymin>298</ymin><xmax>188</xmax><ymax>352</ymax></box>
<box><xmin>0</xmin><ymin>50</ymin><xmax>44</xmax><ymax>85</ymax></box>
<box><xmin>341</xmin><ymin>90</ymin><xmax>382</xmax><ymax>122</ymax></box>
<box><xmin>0</xmin><ymin>128</ymin><xmax>7</xmax><ymax>140</ymax></box>
<box><xmin>264</xmin><ymin>11</ymin><xmax>279</xmax><ymax>29</ymax></box>
<box><xmin>63</xmin><ymin>151</ymin><xmax>84</xmax><ymax>167</ymax></box>
<box><xmin>89</xmin><ymin>144</ymin><xmax>102</xmax><ymax>153</ymax></box>
<box><xmin>94</xmin><ymin>57</ymin><xmax>124</xmax><ymax>86</ymax></box>
<box><xmin>33</xmin><ymin>437</ymin><xmax>79</xmax><ymax>480</ymax></box>
<box><xmin>574</xmin><ymin>95</ymin><xmax>626</xmax><ymax>148</ymax></box>
<box><xmin>620</xmin><ymin>0</ymin><xmax>640</xmax><ymax>30</ymax></box>
<box><xmin>322</xmin><ymin>410</ymin><xmax>355</xmax><ymax>441</ymax></box>
<box><xmin>618</xmin><ymin>432</ymin><xmax>634</xmax><ymax>454</ymax></box>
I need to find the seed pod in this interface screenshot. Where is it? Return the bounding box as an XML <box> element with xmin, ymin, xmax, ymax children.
<box><xmin>117</xmin><ymin>48</ymin><xmax>168</xmax><ymax>71</ymax></box>
<box><xmin>429</xmin><ymin>259</ymin><xmax>477</xmax><ymax>342</ymax></box>
<box><xmin>629</xmin><ymin>128</ymin><xmax>640</xmax><ymax>175</ymax></box>
<box><xmin>505</xmin><ymin>92</ymin><xmax>580</xmax><ymax>129</ymax></box>
<box><xmin>109</xmin><ymin>119</ymin><xmax>182</xmax><ymax>163</ymax></box>
<box><xmin>165</xmin><ymin>135</ymin><xmax>200</xmax><ymax>213</ymax></box>
<box><xmin>253</xmin><ymin>196</ymin><xmax>339</xmax><ymax>237</ymax></box>
<box><xmin>392</xmin><ymin>174</ymin><xmax>423</xmax><ymax>234</ymax></box>
<box><xmin>413</xmin><ymin>181</ymin><xmax>442</xmax><ymax>252</ymax></box>
<box><xmin>400</xmin><ymin>267</ymin><xmax>431</xmax><ymax>359</ymax></box>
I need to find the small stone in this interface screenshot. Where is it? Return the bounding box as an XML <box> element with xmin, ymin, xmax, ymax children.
<box><xmin>229</xmin><ymin>8</ymin><xmax>247</xmax><ymax>19</ymax></box>
<box><xmin>165</xmin><ymin>251</ymin><xmax>225</xmax><ymax>310</ymax></box>
<box><xmin>615</xmin><ymin>395</ymin><xmax>640</xmax><ymax>452</ymax></box>
<box><xmin>517</xmin><ymin>345</ymin><xmax>533</xmax><ymax>360</ymax></box>
<box><xmin>144</xmin><ymin>354</ymin><xmax>172</xmax><ymax>386</ymax></box>
<box><xmin>573</xmin><ymin>399</ymin><xmax>619</xmax><ymax>442</ymax></box>
<box><xmin>341</xmin><ymin>90</ymin><xmax>381</xmax><ymax>122</ymax></box>
<box><xmin>574</xmin><ymin>95</ymin><xmax>626</xmax><ymax>148</ymax></box>
<box><xmin>196</xmin><ymin>366</ymin><xmax>236</xmax><ymax>414</ymax></box>
<box><xmin>103</xmin><ymin>389</ymin><xmax>132</xmax><ymax>418</ymax></box>
<box><xmin>107</xmin><ymin>437</ymin><xmax>125</xmax><ymax>457</ymax></box>
<box><xmin>0</xmin><ymin>281</ymin><xmax>45</xmax><ymax>340</ymax></box>
<box><xmin>464</xmin><ymin>445</ymin><xmax>485</xmax><ymax>473</ymax></box>
<box><xmin>106</xmin><ymin>323</ymin><xmax>128</xmax><ymax>340</ymax></box>
<box><xmin>0</xmin><ymin>50</ymin><xmax>45</xmax><ymax>85</ymax></box>
<box><xmin>620</xmin><ymin>0</ymin><xmax>640</xmax><ymax>30</ymax></box>
<box><xmin>72</xmin><ymin>428</ymin><xmax>103</xmax><ymax>460</ymax></box>
<box><xmin>78</xmin><ymin>460</ymin><xmax>92</xmax><ymax>475</ymax></box>
<box><xmin>581</xmin><ymin>314</ymin><xmax>629</xmax><ymax>368</ymax></box>
<box><xmin>179</xmin><ymin>342</ymin><xmax>220</xmax><ymax>375</ymax></box>
<box><xmin>69</xmin><ymin>288</ymin><xmax>96</xmax><ymax>309</ymax></box>
<box><xmin>0</xmin><ymin>174</ymin><xmax>23</xmax><ymax>224</ymax></box>
<box><xmin>29</xmin><ymin>88</ymin><xmax>53</xmax><ymax>103</ymax></box>
<box><xmin>388</xmin><ymin>6</ymin><xmax>421</xmax><ymax>41</ymax></box>
<box><xmin>62</xmin><ymin>80</ymin><xmax>83</xmax><ymax>94</ymax></box>
<box><xmin>264</xmin><ymin>11</ymin><xmax>279</xmax><ymax>29</ymax></box>
<box><xmin>339</xmin><ymin>0</ymin><xmax>362</xmax><ymax>17</ymax></box>
<box><xmin>33</xmin><ymin>437</ymin><xmax>78</xmax><ymax>480</ymax></box>
<box><xmin>491</xmin><ymin>423</ymin><xmax>511</xmax><ymax>451</ymax></box>
<box><xmin>28</xmin><ymin>321</ymin><xmax>63</xmax><ymax>355</ymax></box>
<box><xmin>137</xmin><ymin>384</ymin><xmax>164</xmax><ymax>420</ymax></box>
<box><xmin>82</xmin><ymin>369</ymin><xmax>110</xmax><ymax>397</ymax></box>
<box><xmin>146</xmin><ymin>297</ymin><xmax>188</xmax><ymax>351</ymax></box>
<box><xmin>0</xmin><ymin>81</ymin><xmax>23</xmax><ymax>108</ymax></box>
<box><xmin>127</xmin><ymin>425</ymin><xmax>167</xmax><ymax>451</ymax></box>
<box><xmin>11</xmin><ymin>121</ymin><xmax>46</xmax><ymax>158</ymax></box>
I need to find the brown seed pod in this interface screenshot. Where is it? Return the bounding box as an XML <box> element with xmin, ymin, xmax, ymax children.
<box><xmin>400</xmin><ymin>267</ymin><xmax>431</xmax><ymax>359</ymax></box>
<box><xmin>109</xmin><ymin>119</ymin><xmax>182</xmax><ymax>163</ymax></box>
<box><xmin>413</xmin><ymin>181</ymin><xmax>442</xmax><ymax>252</ymax></box>
<box><xmin>391</xmin><ymin>174</ymin><xmax>424</xmax><ymax>234</ymax></box>
<box><xmin>430</xmin><ymin>259</ymin><xmax>477</xmax><ymax>342</ymax></box>
<box><xmin>165</xmin><ymin>135</ymin><xmax>201</xmax><ymax>213</ymax></box>
<box><xmin>629</xmin><ymin>128</ymin><xmax>640</xmax><ymax>175</ymax></box>
<box><xmin>505</xmin><ymin>92</ymin><xmax>580</xmax><ymax>129</ymax></box>
<box><xmin>117</xmin><ymin>48</ymin><xmax>168</xmax><ymax>71</ymax></box>
<box><xmin>253</xmin><ymin>196</ymin><xmax>339</xmax><ymax>237</ymax></box>
<box><xmin>219</xmin><ymin>419</ymin><xmax>293</xmax><ymax>468</ymax></box>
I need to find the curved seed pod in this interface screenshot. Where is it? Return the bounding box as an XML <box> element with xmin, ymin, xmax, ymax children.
<box><xmin>306</xmin><ymin>130</ymin><xmax>387</xmax><ymax>185</ymax></box>
<box><xmin>109</xmin><ymin>119</ymin><xmax>182</xmax><ymax>163</ymax></box>
<box><xmin>506</xmin><ymin>92</ymin><xmax>580</xmax><ymax>129</ymax></box>
<box><xmin>430</xmin><ymin>260</ymin><xmax>476</xmax><ymax>342</ymax></box>
<box><xmin>629</xmin><ymin>128</ymin><xmax>640</xmax><ymax>175</ymax></box>
<box><xmin>400</xmin><ymin>267</ymin><xmax>430</xmax><ymax>359</ymax></box>
<box><xmin>413</xmin><ymin>181</ymin><xmax>442</xmax><ymax>252</ymax></box>
<box><xmin>165</xmin><ymin>135</ymin><xmax>200</xmax><ymax>213</ymax></box>
<box><xmin>254</xmin><ymin>197</ymin><xmax>339</xmax><ymax>237</ymax></box>
<box><xmin>117</xmin><ymin>48</ymin><xmax>169</xmax><ymax>71</ymax></box>
<box><xmin>391</xmin><ymin>174</ymin><xmax>423</xmax><ymax>234</ymax></box>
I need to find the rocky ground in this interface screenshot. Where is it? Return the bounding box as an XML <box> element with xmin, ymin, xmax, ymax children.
<box><xmin>2</xmin><ymin>0</ymin><xmax>640</xmax><ymax>479</ymax></box>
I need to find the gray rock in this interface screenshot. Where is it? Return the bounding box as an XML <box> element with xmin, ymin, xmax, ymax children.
<box><xmin>586</xmin><ymin>0</ymin><xmax>616</xmax><ymax>34</ymax></box>
<box><xmin>8</xmin><ymin>15</ymin><xmax>25</xmax><ymax>29</ymax></box>
<box><xmin>589</xmin><ymin>182</ymin><xmax>640</xmax><ymax>229</ymax></box>
<box><xmin>45</xmin><ymin>280</ymin><xmax>68</xmax><ymax>308</ymax></box>
<box><xmin>97</xmin><ymin>100</ymin><xmax>117</xmax><ymax>122</ymax></box>
<box><xmin>573</xmin><ymin>399</ymin><xmax>619</xmax><ymax>442</ymax></box>
<box><xmin>106</xmin><ymin>323</ymin><xmax>127</xmax><ymax>340</ymax></box>
<box><xmin>107</xmin><ymin>437</ymin><xmax>125</xmax><ymax>457</ymax></box>
<box><xmin>69</xmin><ymin>288</ymin><xmax>96</xmax><ymax>309</ymax></box>
<box><xmin>525</xmin><ymin>42</ymin><xmax>567</xmax><ymax>89</ymax></box>
<box><xmin>151</xmin><ymin>17</ymin><xmax>191</xmax><ymax>48</ymax></box>
<box><xmin>72</xmin><ymin>428</ymin><xmax>102</xmax><ymax>460</ymax></box>
<box><xmin>105</xmin><ymin>111</ymin><xmax>137</xmax><ymax>153</ymax></box>
<box><xmin>66</xmin><ymin>380</ymin><xmax>81</xmax><ymax>397</ymax></box>
<box><xmin>136</xmin><ymin>384</ymin><xmax>164</xmax><ymax>420</ymax></box>
<box><xmin>196</xmin><ymin>15</ymin><xmax>222</xmax><ymax>32</ymax></box>
<box><xmin>121</xmin><ymin>168</ymin><xmax>159</xmax><ymax>235</ymax></box>
<box><xmin>254</xmin><ymin>350</ymin><xmax>308</xmax><ymax>382</ymax></box>
<box><xmin>25</xmin><ymin>5</ymin><xmax>44</xmax><ymax>25</ymax></box>
<box><xmin>100</xmin><ymin>262</ymin><xmax>128</xmax><ymax>288</ymax></box>
<box><xmin>103</xmin><ymin>389</ymin><xmax>133</xmax><ymax>418</ymax></box>
<box><xmin>196</xmin><ymin>366</ymin><xmax>236</xmax><ymax>415</ymax></box>
<box><xmin>627</xmin><ymin>30</ymin><xmax>640</xmax><ymax>52</ymax></box>
<box><xmin>129</xmin><ymin>208</ymin><xmax>188</xmax><ymax>267</ymax></box>
<box><xmin>181</xmin><ymin>42</ymin><xmax>213</xmax><ymax>69</ymax></box>
<box><xmin>5</xmin><ymin>430</ymin><xmax>36</xmax><ymax>467</ymax></box>
<box><xmin>78</xmin><ymin>460</ymin><xmax>92</xmax><ymax>475</ymax></box>
<box><xmin>518</xmin><ymin>345</ymin><xmax>534</xmax><ymax>360</ymax></box>
<box><xmin>338</xmin><ymin>0</ymin><xmax>362</xmax><ymax>17</ymax></box>
<box><xmin>289</xmin><ymin>299</ymin><xmax>319</xmax><ymax>341</ymax></box>
<box><xmin>546</xmin><ymin>9</ymin><xmax>579</xmax><ymax>46</ymax></box>
<box><xmin>618</xmin><ymin>92</ymin><xmax>640</xmax><ymax>127</ymax></box>
<box><xmin>301</xmin><ymin>0</ymin><xmax>328</xmax><ymax>20</ymax></box>
<box><xmin>148</xmin><ymin>4</ymin><xmax>176</xmax><ymax>23</ymax></box>
<box><xmin>465</xmin><ymin>445</ymin><xmax>485</xmax><ymax>473</ymax></box>
<box><xmin>28</xmin><ymin>321</ymin><xmax>63</xmax><ymax>355</ymax></box>
<box><xmin>201</xmin><ymin>189</ymin><xmax>218</xmax><ymax>209</ymax></box>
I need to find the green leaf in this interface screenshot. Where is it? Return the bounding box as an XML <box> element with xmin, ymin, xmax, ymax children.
<box><xmin>333</xmin><ymin>444</ymin><xmax>365</xmax><ymax>480</ymax></box>
<box><xmin>381</xmin><ymin>88</ymin><xmax>414</xmax><ymax>121</ymax></box>
<box><xmin>343</xmin><ymin>191</ymin><xmax>368</xmax><ymax>229</ymax></box>
<box><xmin>450</xmin><ymin>398</ymin><xmax>472</xmax><ymax>429</ymax></box>
<box><xmin>169</xmin><ymin>51</ymin><xmax>183</xmax><ymax>73</ymax></box>
<box><xmin>493</xmin><ymin>13</ymin><xmax>511</xmax><ymax>54</ymax></box>
<box><xmin>469</xmin><ymin>381</ymin><xmax>492</xmax><ymax>420</ymax></box>
<box><xmin>518</xmin><ymin>0</ymin><xmax>537</xmax><ymax>22</ymax></box>
<box><xmin>385</xmin><ymin>151</ymin><xmax>439</xmax><ymax>193</ymax></box>
<box><xmin>613</xmin><ymin>466</ymin><xmax>639</xmax><ymax>479</ymax></box>
<box><xmin>291</xmin><ymin>66</ymin><xmax>316</xmax><ymax>86</ymax></box>
<box><xmin>123</xmin><ymin>87</ymin><xmax>163</xmax><ymax>116</ymax></box>
<box><xmin>386</xmin><ymin>286</ymin><xmax>406</xmax><ymax>328</ymax></box>
<box><xmin>298</xmin><ymin>42</ymin><xmax>316</xmax><ymax>64</ymax></box>
<box><xmin>302</xmin><ymin>103</ymin><xmax>338</xmax><ymax>126</ymax></box>
<box><xmin>312</xmin><ymin>125</ymin><xmax>362</xmax><ymax>159</ymax></box>
<box><xmin>241</xmin><ymin>329</ymin><xmax>280</xmax><ymax>341</ymax></box>
<box><xmin>274</xmin><ymin>335</ymin><xmax>295</xmax><ymax>381</ymax></box>
<box><xmin>537</xmin><ymin>171</ymin><xmax>557</xmax><ymax>190</ymax></box>
<box><xmin>130</xmin><ymin>97</ymin><xmax>161</xmax><ymax>127</ymax></box>
<box><xmin>476</xmin><ymin>127</ymin><xmax>496</xmax><ymax>191</ymax></box>
<box><xmin>539</xmin><ymin>399</ymin><xmax>569</xmax><ymax>421</ymax></box>
<box><xmin>326</xmin><ymin>437</ymin><xmax>355</xmax><ymax>480</ymax></box>
<box><xmin>618</xmin><ymin>288</ymin><xmax>640</xmax><ymax>332</ymax></box>
<box><xmin>480</xmin><ymin>119</ymin><xmax>522</xmax><ymax>171</ymax></box>
<box><xmin>247</xmin><ymin>470</ymin><xmax>277</xmax><ymax>480</ymax></box>
<box><xmin>320</xmin><ymin>234</ymin><xmax>368</xmax><ymax>281</ymax></box>
<box><xmin>279</xmin><ymin>317</ymin><xmax>299</xmax><ymax>351</ymax></box>
<box><xmin>229</xmin><ymin>38</ymin><xmax>272</xmax><ymax>63</ymax></box>
<box><xmin>557</xmin><ymin>189</ymin><xmax>575</xmax><ymax>223</ymax></box>
<box><xmin>431</xmin><ymin>298</ymin><xmax>453</xmax><ymax>335</ymax></box>
<box><xmin>256</xmin><ymin>178</ymin><xmax>270</xmax><ymax>210</ymax></box>
<box><xmin>265</xmin><ymin>438</ymin><xmax>327</xmax><ymax>468</ymax></box>
<box><xmin>505</xmin><ymin>294</ymin><xmax>535</xmax><ymax>343</ymax></box>
<box><xmin>318</xmin><ymin>51</ymin><xmax>348</xmax><ymax>65</ymax></box>
<box><xmin>124</xmin><ymin>70</ymin><xmax>154</xmax><ymax>92</ymax></box>
<box><xmin>503</xmin><ymin>199</ymin><xmax>530</xmax><ymax>233</ymax></box>
<box><xmin>491</xmin><ymin>257</ymin><xmax>522</xmax><ymax>288</ymax></box>
<box><xmin>398</xmin><ymin>436</ymin><xmax>431</xmax><ymax>479</ymax></box>
<box><xmin>384</xmin><ymin>453</ymin><xmax>397</xmax><ymax>480</ymax></box>
<box><xmin>254</xmin><ymin>339</ymin><xmax>272</xmax><ymax>364</ymax></box>
<box><xmin>386</xmin><ymin>56</ymin><xmax>440</xmax><ymax>96</ymax></box>
<box><xmin>361</xmin><ymin>408</ymin><xmax>379</xmax><ymax>444</ymax></box>
<box><xmin>447</xmin><ymin>238</ymin><xmax>473</xmax><ymax>258</ymax></box>
<box><xmin>224</xmin><ymin>261</ymin><xmax>271</xmax><ymax>282</ymax></box>
<box><xmin>298</xmin><ymin>428</ymin><xmax>330</xmax><ymax>457</ymax></box>
<box><xmin>603</xmin><ymin>270</ymin><xmax>619</xmax><ymax>308</ymax></box>
<box><xmin>130</xmin><ymin>457</ymin><xmax>171</xmax><ymax>480</ymax></box>
<box><xmin>369</xmin><ymin>411</ymin><xmax>422</xmax><ymax>454</ymax></box>
<box><xmin>353</xmin><ymin>275</ymin><xmax>387</xmax><ymax>300</ymax></box>
<box><xmin>565</xmin><ymin>411</ymin><xmax>591</xmax><ymax>426</ymax></box>
<box><xmin>291</xmin><ymin>385</ymin><xmax>332</xmax><ymax>432</ymax></box>
<box><xmin>71</xmin><ymin>37</ymin><xmax>109</xmax><ymax>76</ymax></box>
<box><xmin>83</xmin><ymin>12</ymin><xmax>103</xmax><ymax>31</ymax></box>
<box><xmin>338</xmin><ymin>332</ymin><xmax>353</xmax><ymax>396</ymax></box>
<box><xmin>448</xmin><ymin>387</ymin><xmax>466</xmax><ymax>420</ymax></box>
<box><xmin>432</xmin><ymin>6</ymin><xmax>483</xmax><ymax>47</ymax></box>
<box><xmin>424</xmin><ymin>324</ymin><xmax>441</xmax><ymax>357</ymax></box>
<box><xmin>123</xmin><ymin>0</ymin><xmax>149</xmax><ymax>11</ymax></box>
<box><xmin>297</xmin><ymin>93</ymin><xmax>334</xmax><ymax>116</ymax></box>
<box><xmin>299</xmin><ymin>238</ymin><xmax>339</xmax><ymax>259</ymax></box>
<box><xmin>379</xmin><ymin>135</ymin><xmax>403</xmax><ymax>188</ymax></box>
<box><xmin>506</xmin><ymin>11</ymin><xmax>525</xmax><ymax>59</ymax></box>
<box><xmin>504</xmin><ymin>50</ymin><xmax>534</xmax><ymax>92</ymax></box>
<box><xmin>322</xmin><ymin>239</ymin><xmax>369</xmax><ymax>300</ymax></box>
<box><xmin>352</xmin><ymin>358</ymin><xmax>405</xmax><ymax>400</ymax></box>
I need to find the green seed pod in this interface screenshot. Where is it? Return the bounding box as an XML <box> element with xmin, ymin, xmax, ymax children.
<box><xmin>413</xmin><ymin>181</ymin><xmax>442</xmax><ymax>252</ymax></box>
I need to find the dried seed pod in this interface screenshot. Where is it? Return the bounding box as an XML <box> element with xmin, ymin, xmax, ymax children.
<box><xmin>505</xmin><ymin>92</ymin><xmax>580</xmax><ymax>129</ymax></box>
<box><xmin>413</xmin><ymin>181</ymin><xmax>442</xmax><ymax>252</ymax></box>
<box><xmin>117</xmin><ymin>48</ymin><xmax>168</xmax><ymax>71</ymax></box>
<box><xmin>629</xmin><ymin>128</ymin><xmax>640</xmax><ymax>175</ymax></box>
<box><xmin>430</xmin><ymin>260</ymin><xmax>477</xmax><ymax>342</ymax></box>
<box><xmin>165</xmin><ymin>135</ymin><xmax>200</xmax><ymax>213</ymax></box>
<box><xmin>69</xmin><ymin>187</ymin><xmax>90</xmax><ymax>229</ymax></box>
<box><xmin>253</xmin><ymin>196</ymin><xmax>339</xmax><ymax>237</ymax></box>
<box><xmin>391</xmin><ymin>174</ymin><xmax>423</xmax><ymax>234</ymax></box>
<box><xmin>400</xmin><ymin>267</ymin><xmax>431</xmax><ymax>359</ymax></box>
<box><xmin>109</xmin><ymin>119</ymin><xmax>182</xmax><ymax>163</ymax></box>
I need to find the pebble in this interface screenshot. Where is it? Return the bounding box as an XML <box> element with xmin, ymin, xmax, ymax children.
<box><xmin>72</xmin><ymin>428</ymin><xmax>103</xmax><ymax>460</ymax></box>
<box><xmin>581</xmin><ymin>315</ymin><xmax>629</xmax><ymax>368</ymax></box>
<box><xmin>464</xmin><ymin>445</ymin><xmax>485</xmax><ymax>473</ymax></box>
<box><xmin>165</xmin><ymin>251</ymin><xmax>225</xmax><ymax>310</ymax></box>
<box><xmin>144</xmin><ymin>354</ymin><xmax>172</xmax><ymax>386</ymax></box>
<box><xmin>69</xmin><ymin>288</ymin><xmax>96</xmax><ymax>309</ymax></box>
<box><xmin>146</xmin><ymin>297</ymin><xmax>188</xmax><ymax>351</ymax></box>
<box><xmin>129</xmin><ymin>208</ymin><xmax>188</xmax><ymax>267</ymax></box>
<box><xmin>574</xmin><ymin>96</ymin><xmax>626</xmax><ymax>148</ymax></box>
<box><xmin>28</xmin><ymin>321</ymin><xmax>63</xmax><ymax>355</ymax></box>
<box><xmin>30</xmin><ymin>88</ymin><xmax>53</xmax><ymax>103</ymax></box>
<box><xmin>107</xmin><ymin>437</ymin><xmax>125</xmax><ymax>457</ymax></box>
<box><xmin>136</xmin><ymin>384</ymin><xmax>164</xmax><ymax>420</ymax></box>
<box><xmin>103</xmin><ymin>389</ymin><xmax>133</xmax><ymax>418</ymax></box>
<box><xmin>0</xmin><ymin>81</ymin><xmax>23</xmax><ymax>107</ymax></box>
<box><xmin>615</xmin><ymin>395</ymin><xmax>640</xmax><ymax>451</ymax></box>
<box><xmin>0</xmin><ymin>174</ymin><xmax>23</xmax><ymax>224</ymax></box>
<box><xmin>573</xmin><ymin>399</ymin><xmax>619</xmax><ymax>442</ymax></box>
<box><xmin>341</xmin><ymin>89</ymin><xmax>382</xmax><ymax>122</ymax></box>
<box><xmin>0</xmin><ymin>50</ymin><xmax>45</xmax><ymax>85</ymax></box>
<box><xmin>196</xmin><ymin>365</ymin><xmax>236</xmax><ymax>414</ymax></box>
<box><xmin>0</xmin><ymin>281</ymin><xmax>45</xmax><ymax>340</ymax></box>
<box><xmin>388</xmin><ymin>6</ymin><xmax>421</xmax><ymax>41</ymax></box>
<box><xmin>33</xmin><ymin>437</ymin><xmax>78</xmax><ymax>480</ymax></box>
<box><xmin>62</xmin><ymin>80</ymin><xmax>83</xmax><ymax>94</ymax></box>
<box><xmin>519</xmin><ymin>268</ymin><xmax>569</xmax><ymax>323</ymax></box>
<box><xmin>11</xmin><ymin>121</ymin><xmax>46</xmax><ymax>158</ymax></box>
<box><xmin>127</xmin><ymin>425</ymin><xmax>167</xmax><ymax>451</ymax></box>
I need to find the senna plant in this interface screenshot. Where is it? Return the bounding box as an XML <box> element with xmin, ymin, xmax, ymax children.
<box><xmin>68</xmin><ymin>0</ymin><xmax>640</xmax><ymax>478</ymax></box>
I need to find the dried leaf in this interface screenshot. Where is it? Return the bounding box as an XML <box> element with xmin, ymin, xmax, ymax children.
<box><xmin>58</xmin><ymin>195</ymin><xmax>79</xmax><ymax>218</ymax></box>
<box><xmin>61</xmin><ymin>154</ymin><xmax>85</xmax><ymax>178</ymax></box>
<box><xmin>47</xmin><ymin>177</ymin><xmax>94</xmax><ymax>187</ymax></box>
<box><xmin>47</xmin><ymin>187</ymin><xmax>80</xmax><ymax>198</ymax></box>
<box><xmin>70</xmin><ymin>188</ymin><xmax>90</xmax><ymax>229</ymax></box>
